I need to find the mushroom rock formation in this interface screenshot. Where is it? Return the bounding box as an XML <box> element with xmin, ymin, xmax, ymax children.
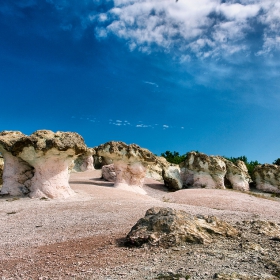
<box><xmin>95</xmin><ymin>141</ymin><xmax>157</xmax><ymax>194</ymax></box>
<box><xmin>180</xmin><ymin>152</ymin><xmax>227</xmax><ymax>189</ymax></box>
<box><xmin>0</xmin><ymin>131</ymin><xmax>34</xmax><ymax>196</ymax></box>
<box><xmin>102</xmin><ymin>164</ymin><xmax>116</xmax><ymax>182</ymax></box>
<box><xmin>11</xmin><ymin>130</ymin><xmax>87</xmax><ymax>199</ymax></box>
<box><xmin>126</xmin><ymin>207</ymin><xmax>239</xmax><ymax>247</ymax></box>
<box><xmin>162</xmin><ymin>166</ymin><xmax>182</xmax><ymax>190</ymax></box>
<box><xmin>223</xmin><ymin>159</ymin><xmax>251</xmax><ymax>192</ymax></box>
<box><xmin>253</xmin><ymin>164</ymin><xmax>280</xmax><ymax>194</ymax></box>
<box><xmin>72</xmin><ymin>148</ymin><xmax>95</xmax><ymax>172</ymax></box>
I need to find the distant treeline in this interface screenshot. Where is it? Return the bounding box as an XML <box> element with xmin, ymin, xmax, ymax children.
<box><xmin>160</xmin><ymin>151</ymin><xmax>280</xmax><ymax>177</ymax></box>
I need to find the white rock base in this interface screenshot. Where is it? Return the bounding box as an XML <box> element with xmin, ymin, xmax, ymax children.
<box><xmin>28</xmin><ymin>157</ymin><xmax>75</xmax><ymax>199</ymax></box>
<box><xmin>114</xmin><ymin>161</ymin><xmax>147</xmax><ymax>195</ymax></box>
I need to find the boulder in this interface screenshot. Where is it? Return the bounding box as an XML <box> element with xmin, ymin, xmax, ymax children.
<box><xmin>126</xmin><ymin>207</ymin><xmax>239</xmax><ymax>247</ymax></box>
<box><xmin>0</xmin><ymin>131</ymin><xmax>34</xmax><ymax>196</ymax></box>
<box><xmin>72</xmin><ymin>148</ymin><xmax>95</xmax><ymax>172</ymax></box>
<box><xmin>102</xmin><ymin>164</ymin><xmax>116</xmax><ymax>182</ymax></box>
<box><xmin>11</xmin><ymin>130</ymin><xmax>87</xmax><ymax>199</ymax></box>
<box><xmin>95</xmin><ymin>141</ymin><xmax>157</xmax><ymax>194</ymax></box>
<box><xmin>180</xmin><ymin>152</ymin><xmax>227</xmax><ymax>189</ymax></box>
<box><xmin>224</xmin><ymin>159</ymin><xmax>251</xmax><ymax>191</ymax></box>
<box><xmin>162</xmin><ymin>165</ymin><xmax>182</xmax><ymax>190</ymax></box>
<box><xmin>253</xmin><ymin>164</ymin><xmax>280</xmax><ymax>194</ymax></box>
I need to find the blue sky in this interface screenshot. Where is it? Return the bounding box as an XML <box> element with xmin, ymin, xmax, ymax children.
<box><xmin>0</xmin><ymin>0</ymin><xmax>280</xmax><ymax>163</ymax></box>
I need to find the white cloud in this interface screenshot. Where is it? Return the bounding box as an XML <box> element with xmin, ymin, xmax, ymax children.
<box><xmin>218</xmin><ymin>3</ymin><xmax>260</xmax><ymax>21</ymax></box>
<box><xmin>93</xmin><ymin>0</ymin><xmax>280</xmax><ymax>58</ymax></box>
<box><xmin>136</xmin><ymin>124</ymin><xmax>151</xmax><ymax>128</ymax></box>
<box><xmin>163</xmin><ymin>125</ymin><xmax>169</xmax><ymax>128</ymax></box>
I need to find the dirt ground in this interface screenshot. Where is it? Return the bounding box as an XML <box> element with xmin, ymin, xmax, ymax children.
<box><xmin>0</xmin><ymin>170</ymin><xmax>280</xmax><ymax>280</ymax></box>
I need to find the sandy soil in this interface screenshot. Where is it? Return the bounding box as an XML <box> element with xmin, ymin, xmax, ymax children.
<box><xmin>0</xmin><ymin>170</ymin><xmax>279</xmax><ymax>280</ymax></box>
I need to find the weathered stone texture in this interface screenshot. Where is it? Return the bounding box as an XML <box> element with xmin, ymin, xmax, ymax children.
<box><xmin>180</xmin><ymin>152</ymin><xmax>227</xmax><ymax>189</ymax></box>
<box><xmin>0</xmin><ymin>131</ymin><xmax>34</xmax><ymax>195</ymax></box>
<box><xmin>102</xmin><ymin>164</ymin><xmax>116</xmax><ymax>182</ymax></box>
<box><xmin>162</xmin><ymin>165</ymin><xmax>182</xmax><ymax>190</ymax></box>
<box><xmin>0</xmin><ymin>130</ymin><xmax>87</xmax><ymax>198</ymax></box>
<box><xmin>126</xmin><ymin>207</ymin><xmax>239</xmax><ymax>247</ymax></box>
<box><xmin>12</xmin><ymin>130</ymin><xmax>87</xmax><ymax>198</ymax></box>
<box><xmin>72</xmin><ymin>148</ymin><xmax>95</xmax><ymax>172</ymax></box>
<box><xmin>224</xmin><ymin>159</ymin><xmax>251</xmax><ymax>191</ymax></box>
<box><xmin>95</xmin><ymin>141</ymin><xmax>156</xmax><ymax>194</ymax></box>
<box><xmin>253</xmin><ymin>164</ymin><xmax>280</xmax><ymax>194</ymax></box>
<box><xmin>180</xmin><ymin>152</ymin><xmax>251</xmax><ymax>191</ymax></box>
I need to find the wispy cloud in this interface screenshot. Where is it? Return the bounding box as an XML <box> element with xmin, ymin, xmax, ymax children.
<box><xmin>71</xmin><ymin>115</ymin><xmax>186</xmax><ymax>130</ymax></box>
<box><xmin>143</xmin><ymin>81</ymin><xmax>159</xmax><ymax>87</ymax></box>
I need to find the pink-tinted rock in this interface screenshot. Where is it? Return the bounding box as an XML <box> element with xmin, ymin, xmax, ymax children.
<box><xmin>11</xmin><ymin>130</ymin><xmax>87</xmax><ymax>199</ymax></box>
<box><xmin>95</xmin><ymin>141</ymin><xmax>156</xmax><ymax>194</ymax></box>
<box><xmin>114</xmin><ymin>161</ymin><xmax>147</xmax><ymax>194</ymax></box>
<box><xmin>102</xmin><ymin>164</ymin><xmax>116</xmax><ymax>182</ymax></box>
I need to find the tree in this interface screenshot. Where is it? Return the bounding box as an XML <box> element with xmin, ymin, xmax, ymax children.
<box><xmin>160</xmin><ymin>151</ymin><xmax>186</xmax><ymax>164</ymax></box>
<box><xmin>273</xmin><ymin>158</ymin><xmax>280</xmax><ymax>166</ymax></box>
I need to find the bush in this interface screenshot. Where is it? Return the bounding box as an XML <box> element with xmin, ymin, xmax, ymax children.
<box><xmin>273</xmin><ymin>158</ymin><xmax>280</xmax><ymax>166</ymax></box>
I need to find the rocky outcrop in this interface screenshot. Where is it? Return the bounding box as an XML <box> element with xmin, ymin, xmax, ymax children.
<box><xmin>224</xmin><ymin>159</ymin><xmax>251</xmax><ymax>192</ymax></box>
<box><xmin>162</xmin><ymin>166</ymin><xmax>182</xmax><ymax>190</ymax></box>
<box><xmin>180</xmin><ymin>152</ymin><xmax>227</xmax><ymax>189</ymax></box>
<box><xmin>9</xmin><ymin>130</ymin><xmax>87</xmax><ymax>199</ymax></box>
<box><xmin>102</xmin><ymin>164</ymin><xmax>116</xmax><ymax>182</ymax></box>
<box><xmin>96</xmin><ymin>142</ymin><xmax>183</xmax><ymax>192</ymax></box>
<box><xmin>126</xmin><ymin>207</ymin><xmax>239</xmax><ymax>247</ymax></box>
<box><xmin>0</xmin><ymin>131</ymin><xmax>34</xmax><ymax>196</ymax></box>
<box><xmin>252</xmin><ymin>164</ymin><xmax>280</xmax><ymax>194</ymax></box>
<box><xmin>72</xmin><ymin>148</ymin><xmax>95</xmax><ymax>172</ymax></box>
<box><xmin>180</xmin><ymin>152</ymin><xmax>251</xmax><ymax>191</ymax></box>
<box><xmin>95</xmin><ymin>141</ymin><xmax>157</xmax><ymax>194</ymax></box>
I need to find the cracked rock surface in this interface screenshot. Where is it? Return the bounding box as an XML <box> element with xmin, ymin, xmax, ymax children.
<box><xmin>0</xmin><ymin>131</ymin><xmax>34</xmax><ymax>196</ymax></box>
<box><xmin>253</xmin><ymin>164</ymin><xmax>280</xmax><ymax>194</ymax></box>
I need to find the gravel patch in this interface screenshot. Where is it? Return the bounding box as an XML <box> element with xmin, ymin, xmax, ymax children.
<box><xmin>0</xmin><ymin>170</ymin><xmax>279</xmax><ymax>280</ymax></box>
